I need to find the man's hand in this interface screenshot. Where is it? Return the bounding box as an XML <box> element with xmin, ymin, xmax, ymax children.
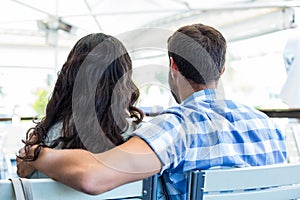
<box><xmin>16</xmin><ymin>146</ymin><xmax>36</xmax><ymax>178</ymax></box>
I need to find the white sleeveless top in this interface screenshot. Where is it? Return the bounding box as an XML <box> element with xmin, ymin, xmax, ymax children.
<box><xmin>29</xmin><ymin>118</ymin><xmax>137</xmax><ymax>178</ymax></box>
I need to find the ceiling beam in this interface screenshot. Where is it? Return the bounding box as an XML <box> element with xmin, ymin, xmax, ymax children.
<box><xmin>83</xmin><ymin>0</ymin><xmax>103</xmax><ymax>31</ymax></box>
<box><xmin>144</xmin><ymin>1</ymin><xmax>300</xmax><ymax>28</ymax></box>
<box><xmin>10</xmin><ymin>0</ymin><xmax>51</xmax><ymax>16</ymax></box>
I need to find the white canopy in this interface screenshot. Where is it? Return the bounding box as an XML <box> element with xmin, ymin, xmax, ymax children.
<box><xmin>0</xmin><ymin>0</ymin><xmax>299</xmax><ymax>114</ymax></box>
<box><xmin>0</xmin><ymin>0</ymin><xmax>298</xmax><ymax>47</ymax></box>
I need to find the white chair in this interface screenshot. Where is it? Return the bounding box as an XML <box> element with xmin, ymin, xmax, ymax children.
<box><xmin>188</xmin><ymin>164</ymin><xmax>300</xmax><ymax>200</ymax></box>
<box><xmin>0</xmin><ymin>175</ymin><xmax>158</xmax><ymax>200</ymax></box>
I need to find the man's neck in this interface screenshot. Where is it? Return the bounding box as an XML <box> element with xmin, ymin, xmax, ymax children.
<box><xmin>179</xmin><ymin>81</ymin><xmax>217</xmax><ymax>102</ymax></box>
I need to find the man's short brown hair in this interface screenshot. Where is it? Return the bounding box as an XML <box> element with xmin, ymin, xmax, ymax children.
<box><xmin>167</xmin><ymin>23</ymin><xmax>227</xmax><ymax>85</ymax></box>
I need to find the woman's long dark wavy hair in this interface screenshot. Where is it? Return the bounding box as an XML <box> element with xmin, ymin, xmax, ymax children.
<box><xmin>22</xmin><ymin>33</ymin><xmax>143</xmax><ymax>160</ymax></box>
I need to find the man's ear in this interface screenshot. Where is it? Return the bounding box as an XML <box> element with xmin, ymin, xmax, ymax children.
<box><xmin>221</xmin><ymin>67</ymin><xmax>225</xmax><ymax>75</ymax></box>
<box><xmin>170</xmin><ymin>57</ymin><xmax>179</xmax><ymax>78</ymax></box>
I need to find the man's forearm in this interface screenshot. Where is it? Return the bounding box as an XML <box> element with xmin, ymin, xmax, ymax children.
<box><xmin>27</xmin><ymin>137</ymin><xmax>161</xmax><ymax>195</ymax></box>
<box><xmin>29</xmin><ymin>148</ymin><xmax>109</xmax><ymax>194</ymax></box>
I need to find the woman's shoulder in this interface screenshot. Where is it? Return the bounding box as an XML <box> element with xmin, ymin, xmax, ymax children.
<box><xmin>122</xmin><ymin>118</ymin><xmax>138</xmax><ymax>141</ymax></box>
<box><xmin>46</xmin><ymin>122</ymin><xmax>63</xmax><ymax>145</ymax></box>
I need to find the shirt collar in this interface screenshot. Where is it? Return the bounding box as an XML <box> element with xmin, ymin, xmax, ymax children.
<box><xmin>181</xmin><ymin>89</ymin><xmax>217</xmax><ymax>105</ymax></box>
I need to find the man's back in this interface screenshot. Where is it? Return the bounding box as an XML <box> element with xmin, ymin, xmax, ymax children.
<box><xmin>132</xmin><ymin>89</ymin><xmax>286</xmax><ymax>199</ymax></box>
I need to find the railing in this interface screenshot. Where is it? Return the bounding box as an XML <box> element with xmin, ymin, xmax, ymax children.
<box><xmin>257</xmin><ymin>108</ymin><xmax>300</xmax><ymax>119</ymax></box>
<box><xmin>0</xmin><ymin>117</ymin><xmax>37</xmax><ymax>122</ymax></box>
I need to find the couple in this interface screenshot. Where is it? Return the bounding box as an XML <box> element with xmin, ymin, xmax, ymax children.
<box><xmin>17</xmin><ymin>23</ymin><xmax>286</xmax><ymax>200</ymax></box>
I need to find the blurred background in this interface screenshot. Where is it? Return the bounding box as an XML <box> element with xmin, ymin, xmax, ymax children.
<box><xmin>1</xmin><ymin>0</ymin><xmax>300</xmax><ymax>178</ymax></box>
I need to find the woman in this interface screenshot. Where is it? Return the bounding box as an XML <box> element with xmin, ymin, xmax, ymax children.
<box><xmin>23</xmin><ymin>33</ymin><xmax>144</xmax><ymax>177</ymax></box>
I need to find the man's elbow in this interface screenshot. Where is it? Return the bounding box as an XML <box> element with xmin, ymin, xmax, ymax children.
<box><xmin>77</xmin><ymin>176</ymin><xmax>105</xmax><ymax>195</ymax></box>
<box><xmin>78</xmin><ymin>183</ymin><xmax>97</xmax><ymax>195</ymax></box>
<box><xmin>80</xmin><ymin>185</ymin><xmax>103</xmax><ymax>195</ymax></box>
<box><xmin>76</xmin><ymin>171</ymin><xmax>114</xmax><ymax>195</ymax></box>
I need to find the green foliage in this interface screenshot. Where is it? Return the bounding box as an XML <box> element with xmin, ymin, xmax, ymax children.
<box><xmin>0</xmin><ymin>86</ymin><xmax>3</xmax><ymax>96</ymax></box>
<box><xmin>32</xmin><ymin>88</ymin><xmax>49</xmax><ymax>118</ymax></box>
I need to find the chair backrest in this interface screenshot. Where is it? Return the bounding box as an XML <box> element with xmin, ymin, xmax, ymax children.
<box><xmin>0</xmin><ymin>175</ymin><xmax>158</xmax><ymax>200</ymax></box>
<box><xmin>188</xmin><ymin>163</ymin><xmax>300</xmax><ymax>200</ymax></box>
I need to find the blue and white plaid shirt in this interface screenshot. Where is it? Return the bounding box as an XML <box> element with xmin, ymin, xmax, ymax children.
<box><xmin>132</xmin><ymin>89</ymin><xmax>286</xmax><ymax>200</ymax></box>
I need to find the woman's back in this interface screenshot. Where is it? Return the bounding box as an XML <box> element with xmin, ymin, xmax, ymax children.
<box><xmin>23</xmin><ymin>33</ymin><xmax>144</xmax><ymax>178</ymax></box>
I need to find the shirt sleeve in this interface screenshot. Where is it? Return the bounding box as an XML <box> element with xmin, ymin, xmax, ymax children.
<box><xmin>130</xmin><ymin>112</ymin><xmax>187</xmax><ymax>173</ymax></box>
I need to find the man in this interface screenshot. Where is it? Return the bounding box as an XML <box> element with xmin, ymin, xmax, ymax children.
<box><xmin>17</xmin><ymin>24</ymin><xmax>286</xmax><ymax>200</ymax></box>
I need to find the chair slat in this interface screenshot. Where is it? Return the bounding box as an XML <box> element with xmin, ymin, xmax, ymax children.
<box><xmin>189</xmin><ymin>164</ymin><xmax>300</xmax><ymax>200</ymax></box>
<box><xmin>204</xmin><ymin>185</ymin><xmax>300</xmax><ymax>200</ymax></box>
<box><xmin>203</xmin><ymin>164</ymin><xmax>300</xmax><ymax>191</ymax></box>
<box><xmin>0</xmin><ymin>178</ymin><xmax>144</xmax><ymax>200</ymax></box>
<box><xmin>0</xmin><ymin>179</ymin><xmax>15</xmax><ymax>200</ymax></box>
